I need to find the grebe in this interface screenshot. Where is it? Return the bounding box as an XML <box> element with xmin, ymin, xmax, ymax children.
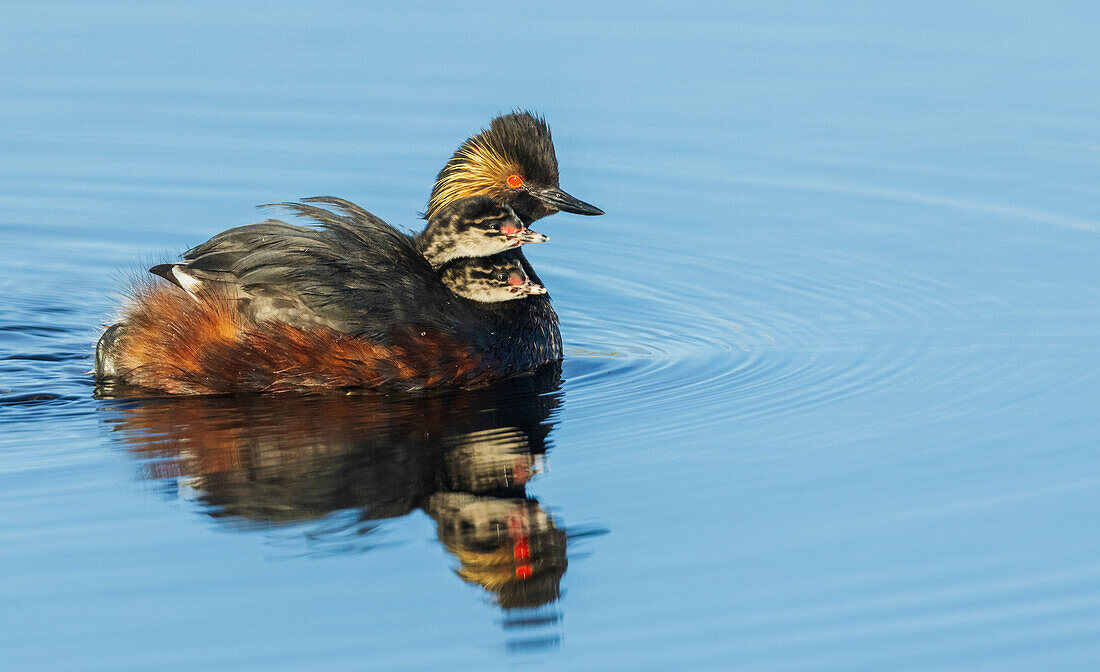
<box><xmin>440</xmin><ymin>256</ymin><xmax>546</xmax><ymax>302</ymax></box>
<box><xmin>95</xmin><ymin>112</ymin><xmax>602</xmax><ymax>394</ymax></box>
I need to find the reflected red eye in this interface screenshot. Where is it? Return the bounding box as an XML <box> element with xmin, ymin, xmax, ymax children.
<box><xmin>513</xmin><ymin>539</ymin><xmax>531</xmax><ymax>560</ymax></box>
<box><xmin>500</xmin><ymin>224</ymin><xmax>519</xmax><ymax>235</ymax></box>
<box><xmin>506</xmin><ymin>174</ymin><xmax>524</xmax><ymax>189</ymax></box>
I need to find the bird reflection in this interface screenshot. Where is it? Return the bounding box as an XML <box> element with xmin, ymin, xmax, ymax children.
<box><xmin>96</xmin><ymin>364</ymin><xmax>580</xmax><ymax>612</ymax></box>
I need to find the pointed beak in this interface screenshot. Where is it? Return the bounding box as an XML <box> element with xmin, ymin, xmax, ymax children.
<box><xmin>534</xmin><ymin>187</ymin><xmax>604</xmax><ymax>216</ymax></box>
<box><xmin>508</xmin><ymin>229</ymin><xmax>549</xmax><ymax>245</ymax></box>
<box><xmin>511</xmin><ymin>280</ymin><xmax>547</xmax><ymax>296</ymax></box>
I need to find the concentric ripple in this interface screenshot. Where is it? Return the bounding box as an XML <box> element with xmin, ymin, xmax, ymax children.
<box><xmin>544</xmin><ymin>188</ymin><xmax>1084</xmax><ymax>448</ymax></box>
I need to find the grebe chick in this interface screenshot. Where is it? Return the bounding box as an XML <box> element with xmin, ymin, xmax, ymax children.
<box><xmin>416</xmin><ymin>197</ymin><xmax>546</xmax><ymax>269</ymax></box>
<box><xmin>440</xmin><ymin>257</ymin><xmax>546</xmax><ymax>302</ymax></box>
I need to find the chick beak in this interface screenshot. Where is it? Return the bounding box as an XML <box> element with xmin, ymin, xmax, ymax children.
<box><xmin>512</xmin><ymin>280</ymin><xmax>547</xmax><ymax>296</ymax></box>
<box><xmin>508</xmin><ymin>229</ymin><xmax>549</xmax><ymax>245</ymax></box>
<box><xmin>534</xmin><ymin>187</ymin><xmax>604</xmax><ymax>216</ymax></box>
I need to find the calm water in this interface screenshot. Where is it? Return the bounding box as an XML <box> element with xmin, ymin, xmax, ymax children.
<box><xmin>3</xmin><ymin>2</ymin><xmax>1099</xmax><ymax>670</ymax></box>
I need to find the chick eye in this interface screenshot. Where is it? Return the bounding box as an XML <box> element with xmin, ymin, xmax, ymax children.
<box><xmin>495</xmin><ymin>271</ymin><xmax>509</xmax><ymax>282</ymax></box>
<box><xmin>506</xmin><ymin>174</ymin><xmax>524</xmax><ymax>189</ymax></box>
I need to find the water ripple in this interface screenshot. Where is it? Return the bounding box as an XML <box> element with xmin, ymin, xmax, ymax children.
<box><xmin>552</xmin><ymin>205</ymin><xmax>1053</xmax><ymax>442</ymax></box>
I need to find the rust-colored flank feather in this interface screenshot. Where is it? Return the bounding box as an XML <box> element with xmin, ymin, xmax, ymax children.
<box><xmin>113</xmin><ymin>282</ymin><xmax>494</xmax><ymax>394</ymax></box>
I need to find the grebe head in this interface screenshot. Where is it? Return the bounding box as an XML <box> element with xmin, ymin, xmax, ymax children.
<box><xmin>440</xmin><ymin>257</ymin><xmax>546</xmax><ymax>303</ymax></box>
<box><xmin>419</xmin><ymin>196</ymin><xmax>548</xmax><ymax>269</ymax></box>
<box><xmin>426</xmin><ymin>111</ymin><xmax>604</xmax><ymax>225</ymax></box>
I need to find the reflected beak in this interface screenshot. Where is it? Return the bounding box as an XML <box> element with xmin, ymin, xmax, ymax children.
<box><xmin>534</xmin><ymin>187</ymin><xmax>604</xmax><ymax>216</ymax></box>
<box><xmin>511</xmin><ymin>280</ymin><xmax>547</xmax><ymax>296</ymax></box>
<box><xmin>507</xmin><ymin>229</ymin><xmax>549</xmax><ymax>245</ymax></box>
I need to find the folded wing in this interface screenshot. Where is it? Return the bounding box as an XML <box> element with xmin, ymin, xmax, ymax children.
<box><xmin>151</xmin><ymin>197</ymin><xmax>481</xmax><ymax>342</ymax></box>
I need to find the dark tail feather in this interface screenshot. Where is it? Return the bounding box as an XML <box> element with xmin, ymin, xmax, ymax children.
<box><xmin>149</xmin><ymin>263</ymin><xmax>180</xmax><ymax>287</ymax></box>
<box><xmin>95</xmin><ymin>323</ymin><xmax>126</xmax><ymax>380</ymax></box>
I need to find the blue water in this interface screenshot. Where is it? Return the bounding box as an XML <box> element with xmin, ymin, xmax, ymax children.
<box><xmin>3</xmin><ymin>2</ymin><xmax>1100</xmax><ymax>670</ymax></box>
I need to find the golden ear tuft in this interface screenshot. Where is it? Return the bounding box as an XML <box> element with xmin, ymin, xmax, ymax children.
<box><xmin>428</xmin><ymin>137</ymin><xmax>520</xmax><ymax>218</ymax></box>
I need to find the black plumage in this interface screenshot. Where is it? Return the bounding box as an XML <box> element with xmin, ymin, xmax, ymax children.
<box><xmin>157</xmin><ymin>196</ymin><xmax>560</xmax><ymax>370</ymax></box>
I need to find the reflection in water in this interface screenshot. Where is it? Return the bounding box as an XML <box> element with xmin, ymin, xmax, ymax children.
<box><xmin>97</xmin><ymin>364</ymin><xmax>592</xmax><ymax>619</ymax></box>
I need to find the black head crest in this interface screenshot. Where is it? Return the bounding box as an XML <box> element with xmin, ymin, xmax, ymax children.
<box><xmin>426</xmin><ymin>111</ymin><xmax>560</xmax><ymax>221</ymax></box>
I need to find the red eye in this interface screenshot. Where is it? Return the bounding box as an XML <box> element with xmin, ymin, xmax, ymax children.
<box><xmin>506</xmin><ymin>174</ymin><xmax>524</xmax><ymax>189</ymax></box>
